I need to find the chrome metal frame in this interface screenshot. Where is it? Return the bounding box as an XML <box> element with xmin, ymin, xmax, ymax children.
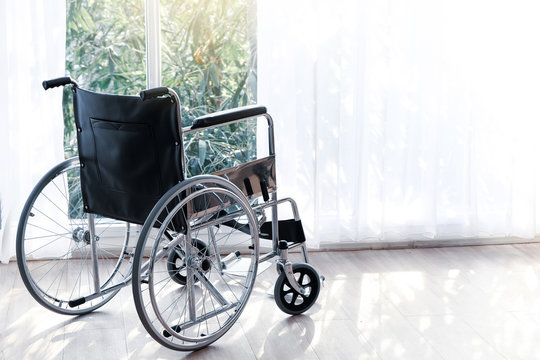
<box><xmin>180</xmin><ymin>107</ymin><xmax>309</xmax><ymax>295</ymax></box>
<box><xmin>71</xmin><ymin>90</ymin><xmax>313</xmax><ymax>317</ymax></box>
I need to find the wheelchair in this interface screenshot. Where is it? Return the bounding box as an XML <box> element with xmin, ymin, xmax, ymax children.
<box><xmin>15</xmin><ymin>77</ymin><xmax>322</xmax><ymax>351</ymax></box>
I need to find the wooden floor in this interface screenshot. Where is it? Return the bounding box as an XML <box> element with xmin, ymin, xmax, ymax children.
<box><xmin>2</xmin><ymin>243</ymin><xmax>540</xmax><ymax>359</ymax></box>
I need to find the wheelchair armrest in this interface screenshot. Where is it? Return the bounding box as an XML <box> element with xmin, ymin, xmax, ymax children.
<box><xmin>191</xmin><ymin>105</ymin><xmax>267</xmax><ymax>130</ymax></box>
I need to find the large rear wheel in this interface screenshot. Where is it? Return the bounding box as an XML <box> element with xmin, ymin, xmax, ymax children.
<box><xmin>16</xmin><ymin>157</ymin><xmax>133</xmax><ymax>315</ymax></box>
<box><xmin>132</xmin><ymin>175</ymin><xmax>259</xmax><ymax>351</ymax></box>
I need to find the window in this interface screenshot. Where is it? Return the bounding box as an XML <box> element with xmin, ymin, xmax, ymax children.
<box><xmin>64</xmin><ymin>0</ymin><xmax>257</xmax><ymax>176</ymax></box>
<box><xmin>161</xmin><ymin>0</ymin><xmax>258</xmax><ymax>175</ymax></box>
<box><xmin>64</xmin><ymin>0</ymin><xmax>146</xmax><ymax>157</ymax></box>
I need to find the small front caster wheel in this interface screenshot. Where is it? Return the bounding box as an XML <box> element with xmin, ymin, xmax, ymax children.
<box><xmin>274</xmin><ymin>263</ymin><xmax>321</xmax><ymax>315</ymax></box>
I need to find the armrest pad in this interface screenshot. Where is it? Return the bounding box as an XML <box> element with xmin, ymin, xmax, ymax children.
<box><xmin>191</xmin><ymin>105</ymin><xmax>267</xmax><ymax>129</ymax></box>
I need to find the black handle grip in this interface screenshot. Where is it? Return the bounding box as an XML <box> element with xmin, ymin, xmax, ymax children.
<box><xmin>140</xmin><ymin>87</ymin><xmax>170</xmax><ymax>101</ymax></box>
<box><xmin>42</xmin><ymin>77</ymin><xmax>74</xmax><ymax>90</ymax></box>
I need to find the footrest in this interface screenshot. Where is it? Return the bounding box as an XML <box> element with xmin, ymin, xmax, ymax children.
<box><xmin>259</xmin><ymin>219</ymin><xmax>306</xmax><ymax>244</ymax></box>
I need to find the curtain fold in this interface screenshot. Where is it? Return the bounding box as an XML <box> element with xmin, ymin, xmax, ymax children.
<box><xmin>0</xmin><ymin>1</ymin><xmax>66</xmax><ymax>263</ymax></box>
<box><xmin>258</xmin><ymin>0</ymin><xmax>540</xmax><ymax>248</ymax></box>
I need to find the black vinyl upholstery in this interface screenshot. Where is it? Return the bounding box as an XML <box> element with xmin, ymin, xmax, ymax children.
<box><xmin>73</xmin><ymin>88</ymin><xmax>183</xmax><ymax>225</ymax></box>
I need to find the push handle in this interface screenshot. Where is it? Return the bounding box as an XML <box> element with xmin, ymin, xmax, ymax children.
<box><xmin>140</xmin><ymin>87</ymin><xmax>170</xmax><ymax>101</ymax></box>
<box><xmin>42</xmin><ymin>77</ymin><xmax>76</xmax><ymax>90</ymax></box>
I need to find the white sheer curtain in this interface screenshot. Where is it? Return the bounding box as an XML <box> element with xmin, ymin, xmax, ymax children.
<box><xmin>258</xmin><ymin>0</ymin><xmax>540</xmax><ymax>248</ymax></box>
<box><xmin>0</xmin><ymin>1</ymin><xmax>66</xmax><ymax>263</ymax></box>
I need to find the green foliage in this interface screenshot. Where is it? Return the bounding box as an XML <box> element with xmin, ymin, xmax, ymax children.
<box><xmin>161</xmin><ymin>0</ymin><xmax>257</xmax><ymax>119</ymax></box>
<box><xmin>64</xmin><ymin>0</ymin><xmax>257</xmax><ymax>176</ymax></box>
<box><xmin>66</xmin><ymin>0</ymin><xmax>146</xmax><ymax>93</ymax></box>
<box><xmin>161</xmin><ymin>0</ymin><xmax>257</xmax><ymax>175</ymax></box>
<box><xmin>64</xmin><ymin>0</ymin><xmax>146</xmax><ymax>157</ymax></box>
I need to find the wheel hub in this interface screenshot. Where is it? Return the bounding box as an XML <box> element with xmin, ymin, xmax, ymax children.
<box><xmin>187</xmin><ymin>256</ymin><xmax>211</xmax><ymax>273</ymax></box>
<box><xmin>201</xmin><ymin>258</ymin><xmax>211</xmax><ymax>272</ymax></box>
<box><xmin>72</xmin><ymin>227</ymin><xmax>99</xmax><ymax>244</ymax></box>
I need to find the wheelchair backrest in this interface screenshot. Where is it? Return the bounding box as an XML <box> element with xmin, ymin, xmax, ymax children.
<box><xmin>73</xmin><ymin>87</ymin><xmax>183</xmax><ymax>224</ymax></box>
